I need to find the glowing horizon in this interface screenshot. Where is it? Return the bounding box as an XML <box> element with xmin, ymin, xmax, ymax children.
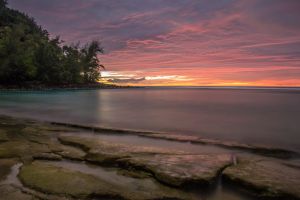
<box><xmin>9</xmin><ymin>0</ymin><xmax>300</xmax><ymax>86</ymax></box>
<box><xmin>99</xmin><ymin>69</ymin><xmax>300</xmax><ymax>87</ymax></box>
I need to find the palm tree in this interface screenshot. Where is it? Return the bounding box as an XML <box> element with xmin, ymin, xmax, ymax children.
<box><xmin>80</xmin><ymin>41</ymin><xmax>105</xmax><ymax>83</ymax></box>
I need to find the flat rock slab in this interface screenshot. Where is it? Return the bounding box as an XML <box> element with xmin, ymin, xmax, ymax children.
<box><xmin>58</xmin><ymin>135</ymin><xmax>186</xmax><ymax>165</ymax></box>
<box><xmin>0</xmin><ymin>185</ymin><xmax>36</xmax><ymax>200</ymax></box>
<box><xmin>141</xmin><ymin>133</ymin><xmax>299</xmax><ymax>159</ymax></box>
<box><xmin>54</xmin><ymin>145</ymin><xmax>86</xmax><ymax>161</ymax></box>
<box><xmin>223</xmin><ymin>158</ymin><xmax>300</xmax><ymax>199</ymax></box>
<box><xmin>19</xmin><ymin>161</ymin><xmax>120</xmax><ymax>199</ymax></box>
<box><xmin>33</xmin><ymin>153</ymin><xmax>62</xmax><ymax>161</ymax></box>
<box><xmin>59</xmin><ymin>135</ymin><xmax>185</xmax><ymax>154</ymax></box>
<box><xmin>19</xmin><ymin>161</ymin><xmax>195</xmax><ymax>200</ymax></box>
<box><xmin>59</xmin><ymin>136</ymin><xmax>233</xmax><ymax>188</ymax></box>
<box><xmin>0</xmin><ymin>141</ymin><xmax>31</xmax><ymax>159</ymax></box>
<box><xmin>119</xmin><ymin>154</ymin><xmax>232</xmax><ymax>187</ymax></box>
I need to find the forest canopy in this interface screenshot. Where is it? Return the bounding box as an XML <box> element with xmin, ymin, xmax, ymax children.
<box><xmin>0</xmin><ymin>0</ymin><xmax>105</xmax><ymax>86</ymax></box>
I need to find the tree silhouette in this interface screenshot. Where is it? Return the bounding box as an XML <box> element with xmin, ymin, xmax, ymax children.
<box><xmin>0</xmin><ymin>1</ymin><xmax>105</xmax><ymax>86</ymax></box>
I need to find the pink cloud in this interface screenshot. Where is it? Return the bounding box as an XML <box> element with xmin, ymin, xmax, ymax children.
<box><xmin>9</xmin><ymin>0</ymin><xmax>300</xmax><ymax>86</ymax></box>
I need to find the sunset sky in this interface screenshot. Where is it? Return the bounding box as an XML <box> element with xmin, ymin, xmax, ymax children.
<box><xmin>10</xmin><ymin>0</ymin><xmax>300</xmax><ymax>86</ymax></box>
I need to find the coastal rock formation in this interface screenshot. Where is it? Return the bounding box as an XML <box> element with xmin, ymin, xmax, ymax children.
<box><xmin>32</xmin><ymin>153</ymin><xmax>62</xmax><ymax>161</ymax></box>
<box><xmin>223</xmin><ymin>157</ymin><xmax>300</xmax><ymax>199</ymax></box>
<box><xmin>54</xmin><ymin>145</ymin><xmax>86</xmax><ymax>161</ymax></box>
<box><xmin>1</xmin><ymin>116</ymin><xmax>300</xmax><ymax>200</ymax></box>
<box><xmin>119</xmin><ymin>154</ymin><xmax>232</xmax><ymax>187</ymax></box>
<box><xmin>58</xmin><ymin>135</ymin><xmax>186</xmax><ymax>165</ymax></box>
<box><xmin>19</xmin><ymin>161</ymin><xmax>195</xmax><ymax>200</ymax></box>
<box><xmin>141</xmin><ymin>133</ymin><xmax>299</xmax><ymax>159</ymax></box>
<box><xmin>58</xmin><ymin>135</ymin><xmax>232</xmax><ymax>188</ymax></box>
<box><xmin>54</xmin><ymin>120</ymin><xmax>299</xmax><ymax>159</ymax></box>
<box><xmin>0</xmin><ymin>185</ymin><xmax>37</xmax><ymax>200</ymax></box>
<box><xmin>0</xmin><ymin>159</ymin><xmax>18</xmax><ymax>181</ymax></box>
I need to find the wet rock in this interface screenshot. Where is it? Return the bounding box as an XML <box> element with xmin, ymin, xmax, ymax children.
<box><xmin>59</xmin><ymin>135</ymin><xmax>186</xmax><ymax>155</ymax></box>
<box><xmin>58</xmin><ymin>136</ymin><xmax>232</xmax><ymax>188</ymax></box>
<box><xmin>282</xmin><ymin>159</ymin><xmax>300</xmax><ymax>170</ymax></box>
<box><xmin>86</xmin><ymin>150</ymin><xmax>128</xmax><ymax>165</ymax></box>
<box><xmin>117</xmin><ymin>169</ymin><xmax>151</xmax><ymax>179</ymax></box>
<box><xmin>142</xmin><ymin>133</ymin><xmax>299</xmax><ymax>159</ymax></box>
<box><xmin>119</xmin><ymin>154</ymin><xmax>232</xmax><ymax>188</ymax></box>
<box><xmin>0</xmin><ymin>185</ymin><xmax>36</xmax><ymax>200</ymax></box>
<box><xmin>19</xmin><ymin>161</ymin><xmax>120</xmax><ymax>198</ymax></box>
<box><xmin>58</xmin><ymin>135</ymin><xmax>185</xmax><ymax>165</ymax></box>
<box><xmin>223</xmin><ymin>158</ymin><xmax>300</xmax><ymax>199</ymax></box>
<box><xmin>58</xmin><ymin>136</ymin><xmax>129</xmax><ymax>165</ymax></box>
<box><xmin>0</xmin><ymin>116</ymin><xmax>26</xmax><ymax>128</ymax></box>
<box><xmin>19</xmin><ymin>161</ymin><xmax>195</xmax><ymax>200</ymax></box>
<box><xmin>55</xmin><ymin>145</ymin><xmax>86</xmax><ymax>161</ymax></box>
<box><xmin>21</xmin><ymin>126</ymin><xmax>56</xmax><ymax>144</ymax></box>
<box><xmin>0</xmin><ymin>159</ymin><xmax>18</xmax><ymax>181</ymax></box>
<box><xmin>35</xmin><ymin>124</ymin><xmax>77</xmax><ymax>133</ymax></box>
<box><xmin>33</xmin><ymin>153</ymin><xmax>62</xmax><ymax>161</ymax></box>
<box><xmin>0</xmin><ymin>140</ymin><xmax>52</xmax><ymax>162</ymax></box>
<box><xmin>0</xmin><ymin>141</ymin><xmax>31</xmax><ymax>158</ymax></box>
<box><xmin>140</xmin><ymin>133</ymin><xmax>199</xmax><ymax>143</ymax></box>
<box><xmin>0</xmin><ymin>120</ymin><xmax>83</xmax><ymax>162</ymax></box>
<box><xmin>0</xmin><ymin>130</ymin><xmax>9</xmax><ymax>142</ymax></box>
<box><xmin>2</xmin><ymin>116</ymin><xmax>299</xmax><ymax>199</ymax></box>
<box><xmin>58</xmin><ymin>135</ymin><xmax>92</xmax><ymax>151</ymax></box>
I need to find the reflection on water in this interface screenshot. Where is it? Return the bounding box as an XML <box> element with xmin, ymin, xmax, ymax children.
<box><xmin>0</xmin><ymin>88</ymin><xmax>300</xmax><ymax>151</ymax></box>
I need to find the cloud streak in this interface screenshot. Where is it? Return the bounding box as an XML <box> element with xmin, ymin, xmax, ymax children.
<box><xmin>9</xmin><ymin>0</ymin><xmax>300</xmax><ymax>86</ymax></box>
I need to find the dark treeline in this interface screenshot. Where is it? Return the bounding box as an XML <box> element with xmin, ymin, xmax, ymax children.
<box><xmin>0</xmin><ymin>0</ymin><xmax>105</xmax><ymax>86</ymax></box>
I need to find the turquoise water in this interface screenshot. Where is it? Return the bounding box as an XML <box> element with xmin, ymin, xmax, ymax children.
<box><xmin>0</xmin><ymin>87</ymin><xmax>299</xmax><ymax>151</ymax></box>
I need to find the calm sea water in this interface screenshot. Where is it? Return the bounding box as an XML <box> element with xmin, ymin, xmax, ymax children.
<box><xmin>0</xmin><ymin>87</ymin><xmax>299</xmax><ymax>151</ymax></box>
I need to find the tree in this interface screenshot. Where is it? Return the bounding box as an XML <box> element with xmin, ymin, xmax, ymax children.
<box><xmin>0</xmin><ymin>0</ymin><xmax>7</xmax><ymax>9</ymax></box>
<box><xmin>0</xmin><ymin>0</ymin><xmax>54</xmax><ymax>85</ymax></box>
<box><xmin>0</xmin><ymin>24</ymin><xmax>38</xmax><ymax>84</ymax></box>
<box><xmin>0</xmin><ymin>0</ymin><xmax>105</xmax><ymax>86</ymax></box>
<box><xmin>62</xmin><ymin>43</ymin><xmax>82</xmax><ymax>83</ymax></box>
<box><xmin>81</xmin><ymin>41</ymin><xmax>105</xmax><ymax>83</ymax></box>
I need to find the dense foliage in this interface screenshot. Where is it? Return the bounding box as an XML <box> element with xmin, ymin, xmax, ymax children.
<box><xmin>0</xmin><ymin>0</ymin><xmax>104</xmax><ymax>85</ymax></box>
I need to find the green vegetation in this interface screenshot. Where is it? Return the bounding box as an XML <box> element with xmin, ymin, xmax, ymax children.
<box><xmin>0</xmin><ymin>0</ymin><xmax>104</xmax><ymax>86</ymax></box>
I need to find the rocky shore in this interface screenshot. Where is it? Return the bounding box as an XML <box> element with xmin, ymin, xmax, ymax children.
<box><xmin>0</xmin><ymin>115</ymin><xmax>299</xmax><ymax>200</ymax></box>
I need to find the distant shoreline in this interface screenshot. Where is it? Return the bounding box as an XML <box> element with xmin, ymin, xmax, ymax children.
<box><xmin>144</xmin><ymin>86</ymin><xmax>300</xmax><ymax>90</ymax></box>
<box><xmin>0</xmin><ymin>83</ymin><xmax>300</xmax><ymax>91</ymax></box>
<box><xmin>0</xmin><ymin>84</ymin><xmax>299</xmax><ymax>93</ymax></box>
<box><xmin>0</xmin><ymin>83</ymin><xmax>137</xmax><ymax>91</ymax></box>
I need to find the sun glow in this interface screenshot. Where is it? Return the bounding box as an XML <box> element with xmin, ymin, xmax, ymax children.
<box><xmin>100</xmin><ymin>70</ymin><xmax>300</xmax><ymax>87</ymax></box>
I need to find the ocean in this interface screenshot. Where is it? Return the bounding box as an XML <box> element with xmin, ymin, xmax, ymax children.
<box><xmin>0</xmin><ymin>87</ymin><xmax>299</xmax><ymax>152</ymax></box>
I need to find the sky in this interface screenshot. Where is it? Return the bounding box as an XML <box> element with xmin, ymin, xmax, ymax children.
<box><xmin>9</xmin><ymin>0</ymin><xmax>300</xmax><ymax>86</ymax></box>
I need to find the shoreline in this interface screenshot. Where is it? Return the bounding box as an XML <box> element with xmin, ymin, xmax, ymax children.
<box><xmin>1</xmin><ymin>84</ymin><xmax>300</xmax><ymax>92</ymax></box>
<box><xmin>0</xmin><ymin>83</ymin><xmax>139</xmax><ymax>91</ymax></box>
<box><xmin>0</xmin><ymin>115</ymin><xmax>300</xmax><ymax>200</ymax></box>
<box><xmin>1</xmin><ymin>114</ymin><xmax>299</xmax><ymax>159</ymax></box>
<box><xmin>51</xmin><ymin>121</ymin><xmax>300</xmax><ymax>159</ymax></box>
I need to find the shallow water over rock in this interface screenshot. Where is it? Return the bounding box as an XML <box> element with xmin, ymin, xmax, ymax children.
<box><xmin>0</xmin><ymin>116</ymin><xmax>299</xmax><ymax>200</ymax></box>
<box><xmin>61</xmin><ymin>131</ymin><xmax>235</xmax><ymax>155</ymax></box>
<box><xmin>40</xmin><ymin>160</ymin><xmax>256</xmax><ymax>200</ymax></box>
<box><xmin>1</xmin><ymin>163</ymin><xmax>23</xmax><ymax>186</ymax></box>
